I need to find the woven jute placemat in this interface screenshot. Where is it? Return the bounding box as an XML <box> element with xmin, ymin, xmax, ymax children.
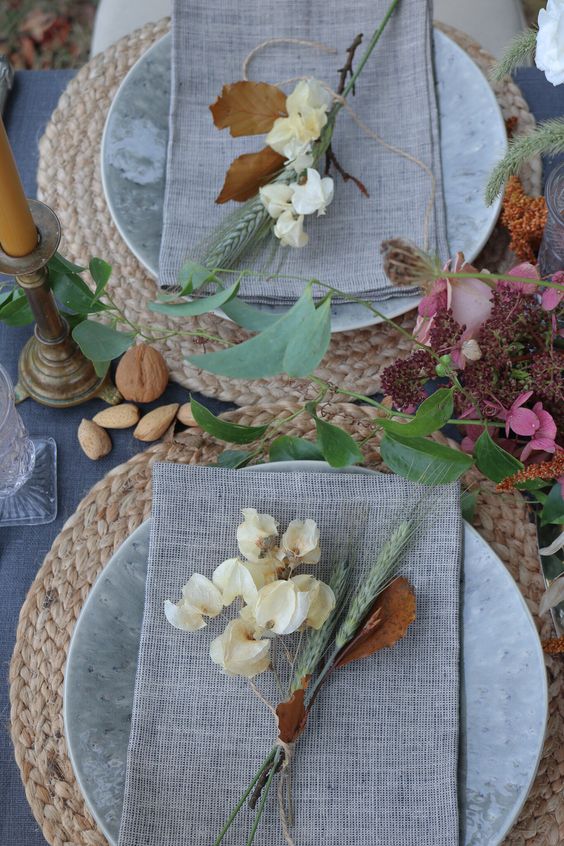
<box><xmin>36</xmin><ymin>19</ymin><xmax>541</xmax><ymax>406</ymax></box>
<box><xmin>9</xmin><ymin>402</ymin><xmax>563</xmax><ymax>846</ymax></box>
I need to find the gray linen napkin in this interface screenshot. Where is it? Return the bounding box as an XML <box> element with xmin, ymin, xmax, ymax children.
<box><xmin>158</xmin><ymin>0</ymin><xmax>448</xmax><ymax>303</ymax></box>
<box><xmin>118</xmin><ymin>464</ymin><xmax>461</xmax><ymax>846</ymax></box>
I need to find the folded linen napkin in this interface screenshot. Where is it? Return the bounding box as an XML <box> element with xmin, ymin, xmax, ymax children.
<box><xmin>158</xmin><ymin>0</ymin><xmax>448</xmax><ymax>303</ymax></box>
<box><xmin>119</xmin><ymin>464</ymin><xmax>461</xmax><ymax>846</ymax></box>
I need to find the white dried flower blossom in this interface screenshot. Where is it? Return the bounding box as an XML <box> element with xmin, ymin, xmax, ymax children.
<box><xmin>461</xmin><ymin>339</ymin><xmax>482</xmax><ymax>362</ymax></box>
<box><xmin>273</xmin><ymin>210</ymin><xmax>309</xmax><ymax>248</ymax></box>
<box><xmin>291</xmin><ymin>573</ymin><xmax>336</xmax><ymax>629</ymax></box>
<box><xmin>291</xmin><ymin>168</ymin><xmax>334</xmax><ymax>216</ymax></box>
<box><xmin>164</xmin><ymin>573</ymin><xmax>223</xmax><ymax>632</ymax></box>
<box><xmin>259</xmin><ymin>183</ymin><xmax>294</xmax><ymax>219</ymax></box>
<box><xmin>281</xmin><ymin>518</ymin><xmax>321</xmax><ymax>565</ymax></box>
<box><xmin>212</xmin><ymin>557</ymin><xmax>258</xmax><ymax>606</ymax></box>
<box><xmin>237</xmin><ymin>508</ymin><xmax>278</xmax><ymax>563</ymax></box>
<box><xmin>536</xmin><ymin>0</ymin><xmax>564</xmax><ymax>86</ymax></box>
<box><xmin>254</xmin><ymin>574</ymin><xmax>332</xmax><ymax>635</ymax></box>
<box><xmin>210</xmin><ymin>618</ymin><xmax>271</xmax><ymax>677</ymax></box>
<box><xmin>266</xmin><ymin>80</ymin><xmax>331</xmax><ymax>161</ymax></box>
<box><xmin>243</xmin><ymin>556</ymin><xmax>280</xmax><ymax>589</ymax></box>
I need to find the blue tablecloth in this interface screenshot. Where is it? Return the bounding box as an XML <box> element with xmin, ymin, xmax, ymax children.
<box><xmin>1</xmin><ymin>65</ymin><xmax>563</xmax><ymax>845</ymax></box>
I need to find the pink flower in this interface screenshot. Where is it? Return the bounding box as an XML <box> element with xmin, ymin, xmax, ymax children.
<box><xmin>497</xmin><ymin>262</ymin><xmax>539</xmax><ymax>296</ymax></box>
<box><xmin>520</xmin><ymin>402</ymin><xmax>557</xmax><ymax>460</ymax></box>
<box><xmin>414</xmin><ymin>253</ymin><xmax>493</xmax><ymax>344</ymax></box>
<box><xmin>503</xmin><ymin>391</ymin><xmax>537</xmax><ymax>437</ymax></box>
<box><xmin>542</xmin><ymin>271</ymin><xmax>564</xmax><ymax>311</ymax></box>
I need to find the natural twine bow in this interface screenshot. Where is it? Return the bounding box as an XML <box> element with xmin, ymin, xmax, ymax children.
<box><xmin>249</xmin><ymin>679</ymin><xmax>297</xmax><ymax>846</ymax></box>
<box><xmin>242</xmin><ymin>38</ymin><xmax>436</xmax><ymax>250</ymax></box>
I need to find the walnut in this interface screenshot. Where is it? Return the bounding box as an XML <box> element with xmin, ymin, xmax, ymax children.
<box><xmin>115</xmin><ymin>344</ymin><xmax>168</xmax><ymax>403</ymax></box>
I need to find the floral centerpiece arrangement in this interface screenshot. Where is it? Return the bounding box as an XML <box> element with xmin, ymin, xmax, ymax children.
<box><xmin>165</xmin><ymin>506</ymin><xmax>419</xmax><ymax>845</ymax></box>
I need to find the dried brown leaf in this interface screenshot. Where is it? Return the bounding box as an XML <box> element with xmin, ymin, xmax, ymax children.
<box><xmin>334</xmin><ymin>577</ymin><xmax>416</xmax><ymax>668</ymax></box>
<box><xmin>210</xmin><ymin>81</ymin><xmax>287</xmax><ymax>136</ymax></box>
<box><xmin>276</xmin><ymin>688</ymin><xmax>308</xmax><ymax>744</ymax></box>
<box><xmin>215</xmin><ymin>147</ymin><xmax>285</xmax><ymax>204</ymax></box>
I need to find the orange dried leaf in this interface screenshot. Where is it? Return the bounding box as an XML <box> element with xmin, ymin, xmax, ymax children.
<box><xmin>210</xmin><ymin>81</ymin><xmax>287</xmax><ymax>137</ymax></box>
<box><xmin>334</xmin><ymin>577</ymin><xmax>416</xmax><ymax>668</ymax></box>
<box><xmin>215</xmin><ymin>147</ymin><xmax>285</xmax><ymax>204</ymax></box>
<box><xmin>276</xmin><ymin>687</ymin><xmax>308</xmax><ymax>744</ymax></box>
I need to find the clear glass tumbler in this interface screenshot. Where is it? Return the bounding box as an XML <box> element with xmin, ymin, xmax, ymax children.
<box><xmin>0</xmin><ymin>363</ymin><xmax>57</xmax><ymax>526</ymax></box>
<box><xmin>538</xmin><ymin>161</ymin><xmax>564</xmax><ymax>277</ymax></box>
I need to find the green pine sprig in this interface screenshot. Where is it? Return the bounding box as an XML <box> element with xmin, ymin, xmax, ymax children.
<box><xmin>490</xmin><ymin>28</ymin><xmax>537</xmax><ymax>82</ymax></box>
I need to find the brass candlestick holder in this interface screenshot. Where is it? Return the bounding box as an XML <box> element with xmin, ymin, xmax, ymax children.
<box><xmin>0</xmin><ymin>200</ymin><xmax>120</xmax><ymax>407</ymax></box>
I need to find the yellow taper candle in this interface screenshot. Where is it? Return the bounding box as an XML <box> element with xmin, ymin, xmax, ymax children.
<box><xmin>0</xmin><ymin>117</ymin><xmax>38</xmax><ymax>256</ymax></box>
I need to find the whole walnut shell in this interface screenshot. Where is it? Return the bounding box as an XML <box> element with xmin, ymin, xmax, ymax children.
<box><xmin>115</xmin><ymin>344</ymin><xmax>168</xmax><ymax>403</ymax></box>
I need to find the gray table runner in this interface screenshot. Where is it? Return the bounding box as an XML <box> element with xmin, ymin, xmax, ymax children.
<box><xmin>159</xmin><ymin>0</ymin><xmax>447</xmax><ymax>303</ymax></box>
<box><xmin>119</xmin><ymin>464</ymin><xmax>461</xmax><ymax>846</ymax></box>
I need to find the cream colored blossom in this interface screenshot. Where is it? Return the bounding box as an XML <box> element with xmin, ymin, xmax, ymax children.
<box><xmin>281</xmin><ymin>518</ymin><xmax>321</xmax><ymax>565</ymax></box>
<box><xmin>237</xmin><ymin>508</ymin><xmax>278</xmax><ymax>563</ymax></box>
<box><xmin>536</xmin><ymin>0</ymin><xmax>564</xmax><ymax>86</ymax></box>
<box><xmin>291</xmin><ymin>574</ymin><xmax>335</xmax><ymax>629</ymax></box>
<box><xmin>291</xmin><ymin>168</ymin><xmax>334</xmax><ymax>216</ymax></box>
<box><xmin>286</xmin><ymin>79</ymin><xmax>332</xmax><ymax>115</ymax></box>
<box><xmin>212</xmin><ymin>557</ymin><xmax>258</xmax><ymax>605</ymax></box>
<box><xmin>273</xmin><ymin>210</ymin><xmax>308</xmax><ymax>248</ymax></box>
<box><xmin>244</xmin><ymin>557</ymin><xmax>279</xmax><ymax>589</ymax></box>
<box><xmin>259</xmin><ymin>183</ymin><xmax>294</xmax><ymax>220</ymax></box>
<box><xmin>254</xmin><ymin>574</ymin><xmax>332</xmax><ymax>635</ymax></box>
<box><xmin>210</xmin><ymin>618</ymin><xmax>271</xmax><ymax>677</ymax></box>
<box><xmin>164</xmin><ymin>573</ymin><xmax>223</xmax><ymax>632</ymax></box>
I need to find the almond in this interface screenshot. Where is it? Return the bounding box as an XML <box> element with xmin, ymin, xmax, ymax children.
<box><xmin>133</xmin><ymin>403</ymin><xmax>179</xmax><ymax>442</ymax></box>
<box><xmin>115</xmin><ymin>344</ymin><xmax>169</xmax><ymax>403</ymax></box>
<box><xmin>177</xmin><ymin>403</ymin><xmax>199</xmax><ymax>427</ymax></box>
<box><xmin>92</xmin><ymin>403</ymin><xmax>140</xmax><ymax>429</ymax></box>
<box><xmin>78</xmin><ymin>419</ymin><xmax>112</xmax><ymax>460</ymax></box>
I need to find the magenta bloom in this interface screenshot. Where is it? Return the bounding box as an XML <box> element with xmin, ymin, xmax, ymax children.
<box><xmin>541</xmin><ymin>287</ymin><xmax>564</xmax><ymax>311</ymax></box>
<box><xmin>503</xmin><ymin>391</ymin><xmax>538</xmax><ymax>436</ymax></box>
<box><xmin>497</xmin><ymin>262</ymin><xmax>539</xmax><ymax>296</ymax></box>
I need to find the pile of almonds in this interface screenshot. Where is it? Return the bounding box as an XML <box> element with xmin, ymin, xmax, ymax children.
<box><xmin>77</xmin><ymin>344</ymin><xmax>199</xmax><ymax>461</ymax></box>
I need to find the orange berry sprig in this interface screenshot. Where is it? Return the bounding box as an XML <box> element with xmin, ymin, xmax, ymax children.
<box><xmin>496</xmin><ymin>453</ymin><xmax>564</xmax><ymax>492</ymax></box>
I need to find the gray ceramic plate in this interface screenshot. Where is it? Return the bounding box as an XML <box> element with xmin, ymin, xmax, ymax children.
<box><xmin>101</xmin><ymin>30</ymin><xmax>506</xmax><ymax>333</ymax></box>
<box><xmin>64</xmin><ymin>462</ymin><xmax>546</xmax><ymax>846</ymax></box>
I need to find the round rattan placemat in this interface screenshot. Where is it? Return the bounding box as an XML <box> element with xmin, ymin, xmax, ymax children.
<box><xmin>36</xmin><ymin>19</ymin><xmax>541</xmax><ymax>406</ymax></box>
<box><xmin>9</xmin><ymin>402</ymin><xmax>563</xmax><ymax>846</ymax></box>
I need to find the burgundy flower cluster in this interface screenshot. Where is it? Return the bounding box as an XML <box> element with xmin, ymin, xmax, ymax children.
<box><xmin>381</xmin><ymin>256</ymin><xmax>564</xmax><ymax>466</ymax></box>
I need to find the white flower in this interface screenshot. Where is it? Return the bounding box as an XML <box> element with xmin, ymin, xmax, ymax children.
<box><xmin>291</xmin><ymin>574</ymin><xmax>336</xmax><ymax>629</ymax></box>
<box><xmin>237</xmin><ymin>508</ymin><xmax>278</xmax><ymax>563</ymax></box>
<box><xmin>212</xmin><ymin>557</ymin><xmax>258</xmax><ymax>605</ymax></box>
<box><xmin>273</xmin><ymin>210</ymin><xmax>309</xmax><ymax>248</ymax></box>
<box><xmin>210</xmin><ymin>618</ymin><xmax>271</xmax><ymax>678</ymax></box>
<box><xmin>536</xmin><ymin>0</ymin><xmax>564</xmax><ymax>85</ymax></box>
<box><xmin>288</xmin><ymin>149</ymin><xmax>314</xmax><ymax>172</ymax></box>
<box><xmin>291</xmin><ymin>168</ymin><xmax>334</xmax><ymax>216</ymax></box>
<box><xmin>254</xmin><ymin>574</ymin><xmax>332</xmax><ymax>635</ymax></box>
<box><xmin>460</xmin><ymin>339</ymin><xmax>482</xmax><ymax>362</ymax></box>
<box><xmin>281</xmin><ymin>518</ymin><xmax>321</xmax><ymax>565</ymax></box>
<box><xmin>244</xmin><ymin>557</ymin><xmax>280</xmax><ymax>589</ymax></box>
<box><xmin>164</xmin><ymin>573</ymin><xmax>223</xmax><ymax>632</ymax></box>
<box><xmin>259</xmin><ymin>183</ymin><xmax>294</xmax><ymax>219</ymax></box>
<box><xmin>286</xmin><ymin>79</ymin><xmax>332</xmax><ymax>115</ymax></box>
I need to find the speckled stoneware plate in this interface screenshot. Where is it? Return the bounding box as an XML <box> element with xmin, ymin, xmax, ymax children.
<box><xmin>64</xmin><ymin>462</ymin><xmax>546</xmax><ymax>846</ymax></box>
<box><xmin>100</xmin><ymin>30</ymin><xmax>506</xmax><ymax>333</ymax></box>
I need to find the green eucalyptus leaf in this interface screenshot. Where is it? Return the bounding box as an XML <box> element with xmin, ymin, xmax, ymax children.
<box><xmin>380</xmin><ymin>388</ymin><xmax>454</xmax><ymax>437</ymax></box>
<box><xmin>190</xmin><ymin>397</ymin><xmax>268</xmax><ymax>444</ymax></box>
<box><xmin>473</xmin><ymin>430</ymin><xmax>523</xmax><ymax>483</ymax></box>
<box><xmin>50</xmin><ymin>270</ymin><xmax>107</xmax><ymax>314</ymax></box>
<box><xmin>312</xmin><ymin>415</ymin><xmax>363</xmax><ymax>468</ymax></box>
<box><xmin>89</xmin><ymin>258</ymin><xmax>112</xmax><ymax>300</ymax></box>
<box><xmin>216</xmin><ymin>449</ymin><xmax>256</xmax><ymax>468</ymax></box>
<box><xmin>72</xmin><ymin>320</ymin><xmax>134</xmax><ymax>362</ymax></box>
<box><xmin>48</xmin><ymin>252</ymin><xmax>86</xmax><ymax>274</ymax></box>
<box><xmin>540</xmin><ymin>483</ymin><xmax>564</xmax><ymax>526</ymax></box>
<box><xmin>178</xmin><ymin>261</ymin><xmax>219</xmax><ymax>296</ymax></box>
<box><xmin>269</xmin><ymin>435</ymin><xmax>324</xmax><ymax>462</ymax></box>
<box><xmin>0</xmin><ymin>289</ymin><xmax>34</xmax><ymax>326</ymax></box>
<box><xmin>380</xmin><ymin>433</ymin><xmax>473</xmax><ymax>484</ymax></box>
<box><xmin>93</xmin><ymin>360</ymin><xmax>111</xmax><ymax>378</ymax></box>
<box><xmin>461</xmin><ymin>490</ymin><xmax>478</xmax><ymax>523</ymax></box>
<box><xmin>187</xmin><ymin>287</ymin><xmax>328</xmax><ymax>379</ymax></box>
<box><xmin>282</xmin><ymin>296</ymin><xmax>331</xmax><ymax>377</ymax></box>
<box><xmin>220</xmin><ymin>297</ymin><xmax>279</xmax><ymax>331</ymax></box>
<box><xmin>150</xmin><ymin>281</ymin><xmax>240</xmax><ymax>317</ymax></box>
